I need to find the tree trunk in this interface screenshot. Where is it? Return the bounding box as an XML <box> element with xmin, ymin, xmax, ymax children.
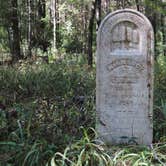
<box><xmin>83</xmin><ymin>4</ymin><xmax>89</xmax><ymax>55</ymax></box>
<box><xmin>145</xmin><ymin>0</ymin><xmax>156</xmax><ymax>33</ymax></box>
<box><xmin>38</xmin><ymin>0</ymin><xmax>48</xmax><ymax>52</ymax></box>
<box><xmin>51</xmin><ymin>0</ymin><xmax>56</xmax><ymax>52</ymax></box>
<box><xmin>96</xmin><ymin>0</ymin><xmax>102</xmax><ymax>28</ymax></box>
<box><xmin>106</xmin><ymin>0</ymin><xmax>111</xmax><ymax>13</ymax></box>
<box><xmin>81</xmin><ymin>0</ymin><xmax>86</xmax><ymax>54</ymax></box>
<box><xmin>10</xmin><ymin>0</ymin><xmax>22</xmax><ymax>62</ymax></box>
<box><xmin>145</xmin><ymin>0</ymin><xmax>157</xmax><ymax>58</ymax></box>
<box><xmin>56</xmin><ymin>0</ymin><xmax>60</xmax><ymax>49</ymax></box>
<box><xmin>135</xmin><ymin>0</ymin><xmax>140</xmax><ymax>11</ymax></box>
<box><xmin>161</xmin><ymin>0</ymin><xmax>166</xmax><ymax>56</ymax></box>
<box><xmin>28</xmin><ymin>0</ymin><xmax>32</xmax><ymax>57</ymax></box>
<box><xmin>87</xmin><ymin>0</ymin><xmax>97</xmax><ymax>67</ymax></box>
<box><xmin>7</xmin><ymin>27</ymin><xmax>13</xmax><ymax>56</ymax></box>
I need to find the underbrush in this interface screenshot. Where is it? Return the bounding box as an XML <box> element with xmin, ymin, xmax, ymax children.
<box><xmin>49</xmin><ymin>128</ymin><xmax>166</xmax><ymax>166</ymax></box>
<box><xmin>0</xmin><ymin>55</ymin><xmax>166</xmax><ymax>166</ymax></box>
<box><xmin>0</xmin><ymin>57</ymin><xmax>96</xmax><ymax>165</ymax></box>
<box><xmin>154</xmin><ymin>55</ymin><xmax>166</xmax><ymax>142</ymax></box>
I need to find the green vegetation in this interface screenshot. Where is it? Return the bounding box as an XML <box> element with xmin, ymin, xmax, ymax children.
<box><xmin>0</xmin><ymin>0</ymin><xmax>166</xmax><ymax>165</ymax></box>
<box><xmin>0</xmin><ymin>54</ymin><xmax>166</xmax><ymax>165</ymax></box>
<box><xmin>154</xmin><ymin>55</ymin><xmax>166</xmax><ymax>142</ymax></box>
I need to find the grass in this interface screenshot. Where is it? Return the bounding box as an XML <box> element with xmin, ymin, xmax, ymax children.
<box><xmin>48</xmin><ymin>128</ymin><xmax>166</xmax><ymax>166</ymax></box>
<box><xmin>0</xmin><ymin>55</ymin><xmax>166</xmax><ymax>165</ymax></box>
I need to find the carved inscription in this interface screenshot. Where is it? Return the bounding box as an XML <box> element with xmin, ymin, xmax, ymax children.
<box><xmin>107</xmin><ymin>58</ymin><xmax>144</xmax><ymax>84</ymax></box>
<box><xmin>111</xmin><ymin>22</ymin><xmax>139</xmax><ymax>51</ymax></box>
<box><xmin>107</xmin><ymin>59</ymin><xmax>144</xmax><ymax>72</ymax></box>
<box><xmin>105</xmin><ymin>86</ymin><xmax>147</xmax><ymax>113</ymax></box>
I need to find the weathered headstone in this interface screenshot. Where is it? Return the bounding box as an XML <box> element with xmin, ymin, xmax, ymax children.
<box><xmin>96</xmin><ymin>9</ymin><xmax>154</xmax><ymax>145</ymax></box>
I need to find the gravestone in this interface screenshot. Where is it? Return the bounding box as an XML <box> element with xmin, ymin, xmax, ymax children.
<box><xmin>96</xmin><ymin>9</ymin><xmax>154</xmax><ymax>145</ymax></box>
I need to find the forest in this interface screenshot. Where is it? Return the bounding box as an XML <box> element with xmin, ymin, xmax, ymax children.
<box><xmin>0</xmin><ymin>0</ymin><xmax>166</xmax><ymax>165</ymax></box>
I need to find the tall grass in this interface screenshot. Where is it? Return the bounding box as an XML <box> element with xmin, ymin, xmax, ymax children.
<box><xmin>48</xmin><ymin>128</ymin><xmax>166</xmax><ymax>166</ymax></box>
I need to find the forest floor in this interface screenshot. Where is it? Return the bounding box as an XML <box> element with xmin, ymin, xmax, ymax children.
<box><xmin>0</xmin><ymin>56</ymin><xmax>166</xmax><ymax>165</ymax></box>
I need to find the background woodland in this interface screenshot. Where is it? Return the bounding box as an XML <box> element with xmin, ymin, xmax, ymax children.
<box><xmin>0</xmin><ymin>0</ymin><xmax>166</xmax><ymax>165</ymax></box>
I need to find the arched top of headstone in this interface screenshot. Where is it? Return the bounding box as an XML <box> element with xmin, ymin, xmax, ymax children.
<box><xmin>98</xmin><ymin>9</ymin><xmax>153</xmax><ymax>32</ymax></box>
<box><xmin>97</xmin><ymin>9</ymin><xmax>154</xmax><ymax>56</ymax></box>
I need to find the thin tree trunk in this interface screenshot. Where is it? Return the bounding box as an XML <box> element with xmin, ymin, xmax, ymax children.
<box><xmin>11</xmin><ymin>0</ymin><xmax>22</xmax><ymax>62</ymax></box>
<box><xmin>38</xmin><ymin>0</ymin><xmax>48</xmax><ymax>52</ymax></box>
<box><xmin>116</xmin><ymin>0</ymin><xmax>121</xmax><ymax>9</ymax></box>
<box><xmin>145</xmin><ymin>0</ymin><xmax>156</xmax><ymax>33</ymax></box>
<box><xmin>84</xmin><ymin>4</ymin><xmax>89</xmax><ymax>54</ymax></box>
<box><xmin>53</xmin><ymin>0</ymin><xmax>57</xmax><ymax>52</ymax></box>
<box><xmin>96</xmin><ymin>0</ymin><xmax>102</xmax><ymax>29</ymax></box>
<box><xmin>7</xmin><ymin>27</ymin><xmax>12</xmax><ymax>56</ymax></box>
<box><xmin>145</xmin><ymin>0</ymin><xmax>157</xmax><ymax>59</ymax></box>
<box><xmin>81</xmin><ymin>0</ymin><xmax>85</xmax><ymax>54</ymax></box>
<box><xmin>161</xmin><ymin>0</ymin><xmax>166</xmax><ymax>56</ymax></box>
<box><xmin>87</xmin><ymin>0</ymin><xmax>97</xmax><ymax>67</ymax></box>
<box><xmin>135</xmin><ymin>0</ymin><xmax>140</xmax><ymax>11</ymax></box>
<box><xmin>28</xmin><ymin>0</ymin><xmax>32</xmax><ymax>57</ymax></box>
<box><xmin>56</xmin><ymin>0</ymin><xmax>60</xmax><ymax>49</ymax></box>
<box><xmin>106</xmin><ymin>0</ymin><xmax>111</xmax><ymax>13</ymax></box>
